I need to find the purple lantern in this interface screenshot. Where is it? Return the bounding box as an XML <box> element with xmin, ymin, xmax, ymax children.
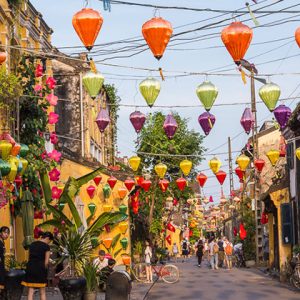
<box><xmin>198</xmin><ymin>112</ymin><xmax>216</xmax><ymax>135</ymax></box>
<box><xmin>240</xmin><ymin>108</ymin><xmax>254</xmax><ymax>134</ymax></box>
<box><xmin>95</xmin><ymin>107</ymin><xmax>110</xmax><ymax>132</ymax></box>
<box><xmin>273</xmin><ymin>104</ymin><xmax>292</xmax><ymax>130</ymax></box>
<box><xmin>163</xmin><ymin>114</ymin><xmax>178</xmax><ymax>139</ymax></box>
<box><xmin>129</xmin><ymin>111</ymin><xmax>146</xmax><ymax>133</ymax></box>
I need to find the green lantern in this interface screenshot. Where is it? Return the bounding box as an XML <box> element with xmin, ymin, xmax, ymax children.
<box><xmin>19</xmin><ymin>144</ymin><xmax>29</xmax><ymax>158</ymax></box>
<box><xmin>102</xmin><ymin>184</ymin><xmax>111</xmax><ymax>199</ymax></box>
<box><xmin>259</xmin><ymin>82</ymin><xmax>281</xmax><ymax>112</ymax></box>
<box><xmin>91</xmin><ymin>236</ymin><xmax>100</xmax><ymax>248</ymax></box>
<box><xmin>0</xmin><ymin>140</ymin><xmax>12</xmax><ymax>160</ymax></box>
<box><xmin>88</xmin><ymin>202</ymin><xmax>97</xmax><ymax>215</ymax></box>
<box><xmin>83</xmin><ymin>71</ymin><xmax>105</xmax><ymax>99</ymax></box>
<box><xmin>19</xmin><ymin>158</ymin><xmax>28</xmax><ymax>175</ymax></box>
<box><xmin>0</xmin><ymin>159</ymin><xmax>11</xmax><ymax>176</ymax></box>
<box><xmin>196</xmin><ymin>81</ymin><xmax>218</xmax><ymax>111</ymax></box>
<box><xmin>119</xmin><ymin>204</ymin><xmax>128</xmax><ymax>214</ymax></box>
<box><xmin>120</xmin><ymin>237</ymin><xmax>128</xmax><ymax>250</ymax></box>
<box><xmin>139</xmin><ymin>77</ymin><xmax>161</xmax><ymax>108</ymax></box>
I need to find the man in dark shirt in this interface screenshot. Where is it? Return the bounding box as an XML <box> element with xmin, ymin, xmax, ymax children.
<box><xmin>99</xmin><ymin>258</ymin><xmax>116</xmax><ymax>291</ymax></box>
<box><xmin>218</xmin><ymin>238</ymin><xmax>225</xmax><ymax>268</ymax></box>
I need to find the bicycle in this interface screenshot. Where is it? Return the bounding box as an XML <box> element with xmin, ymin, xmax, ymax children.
<box><xmin>289</xmin><ymin>255</ymin><xmax>300</xmax><ymax>289</ymax></box>
<box><xmin>131</xmin><ymin>261</ymin><xmax>179</xmax><ymax>284</ymax></box>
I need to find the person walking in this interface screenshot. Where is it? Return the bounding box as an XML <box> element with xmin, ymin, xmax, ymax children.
<box><xmin>223</xmin><ymin>237</ymin><xmax>233</xmax><ymax>270</ymax></box>
<box><xmin>0</xmin><ymin>226</ymin><xmax>10</xmax><ymax>298</ymax></box>
<box><xmin>195</xmin><ymin>239</ymin><xmax>204</xmax><ymax>267</ymax></box>
<box><xmin>22</xmin><ymin>231</ymin><xmax>54</xmax><ymax>300</ymax></box>
<box><xmin>209</xmin><ymin>237</ymin><xmax>219</xmax><ymax>270</ymax></box>
<box><xmin>217</xmin><ymin>238</ymin><xmax>225</xmax><ymax>268</ymax></box>
<box><xmin>172</xmin><ymin>242</ymin><xmax>179</xmax><ymax>262</ymax></box>
<box><xmin>144</xmin><ymin>241</ymin><xmax>153</xmax><ymax>283</ymax></box>
<box><xmin>181</xmin><ymin>238</ymin><xmax>189</xmax><ymax>262</ymax></box>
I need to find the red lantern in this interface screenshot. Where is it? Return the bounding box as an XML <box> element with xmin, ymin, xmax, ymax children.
<box><xmin>209</xmin><ymin>196</ymin><xmax>214</xmax><ymax>203</ymax></box>
<box><xmin>142</xmin><ymin>17</ymin><xmax>173</xmax><ymax>60</ymax></box>
<box><xmin>173</xmin><ymin>198</ymin><xmax>178</xmax><ymax>206</ymax></box>
<box><xmin>279</xmin><ymin>136</ymin><xmax>286</xmax><ymax>157</ymax></box>
<box><xmin>159</xmin><ymin>179</ymin><xmax>169</xmax><ymax>192</ymax></box>
<box><xmin>86</xmin><ymin>185</ymin><xmax>96</xmax><ymax>199</ymax></box>
<box><xmin>14</xmin><ymin>175</ymin><xmax>22</xmax><ymax>189</ymax></box>
<box><xmin>141</xmin><ymin>180</ymin><xmax>151</xmax><ymax>192</ymax></box>
<box><xmin>235</xmin><ymin>167</ymin><xmax>245</xmax><ymax>183</ymax></box>
<box><xmin>167</xmin><ymin>222</ymin><xmax>175</xmax><ymax>233</ymax></box>
<box><xmin>189</xmin><ymin>230</ymin><xmax>193</xmax><ymax>237</ymax></box>
<box><xmin>254</xmin><ymin>159</ymin><xmax>265</xmax><ymax>173</ymax></box>
<box><xmin>166</xmin><ymin>235</ymin><xmax>172</xmax><ymax>245</ymax></box>
<box><xmin>261</xmin><ymin>212</ymin><xmax>268</xmax><ymax>225</ymax></box>
<box><xmin>176</xmin><ymin>177</ymin><xmax>186</xmax><ymax>191</ymax></box>
<box><xmin>295</xmin><ymin>27</ymin><xmax>300</xmax><ymax>47</ymax></box>
<box><xmin>215</xmin><ymin>170</ymin><xmax>227</xmax><ymax>185</ymax></box>
<box><xmin>221</xmin><ymin>21</ymin><xmax>253</xmax><ymax>64</ymax></box>
<box><xmin>93</xmin><ymin>175</ymin><xmax>102</xmax><ymax>186</ymax></box>
<box><xmin>124</xmin><ymin>179</ymin><xmax>135</xmax><ymax>191</ymax></box>
<box><xmin>72</xmin><ymin>8</ymin><xmax>103</xmax><ymax>51</ymax></box>
<box><xmin>135</xmin><ymin>176</ymin><xmax>144</xmax><ymax>186</ymax></box>
<box><xmin>0</xmin><ymin>52</ymin><xmax>7</xmax><ymax>65</ymax></box>
<box><xmin>196</xmin><ymin>173</ymin><xmax>207</xmax><ymax>188</ymax></box>
<box><xmin>107</xmin><ymin>176</ymin><xmax>117</xmax><ymax>189</ymax></box>
<box><xmin>239</xmin><ymin>223</ymin><xmax>247</xmax><ymax>240</ymax></box>
<box><xmin>131</xmin><ymin>189</ymin><xmax>140</xmax><ymax>215</ymax></box>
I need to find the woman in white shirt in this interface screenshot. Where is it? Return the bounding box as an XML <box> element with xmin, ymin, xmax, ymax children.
<box><xmin>145</xmin><ymin>241</ymin><xmax>153</xmax><ymax>283</ymax></box>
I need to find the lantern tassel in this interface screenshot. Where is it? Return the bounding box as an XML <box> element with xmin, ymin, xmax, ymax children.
<box><xmin>240</xmin><ymin>69</ymin><xmax>247</xmax><ymax>84</ymax></box>
<box><xmin>159</xmin><ymin>68</ymin><xmax>165</xmax><ymax>81</ymax></box>
<box><xmin>89</xmin><ymin>59</ymin><xmax>97</xmax><ymax>73</ymax></box>
<box><xmin>103</xmin><ymin>0</ymin><xmax>111</xmax><ymax>12</ymax></box>
<box><xmin>208</xmin><ymin>117</ymin><xmax>213</xmax><ymax>129</ymax></box>
<box><xmin>246</xmin><ymin>2</ymin><xmax>259</xmax><ymax>26</ymax></box>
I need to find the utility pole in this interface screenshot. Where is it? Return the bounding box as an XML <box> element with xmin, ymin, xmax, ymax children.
<box><xmin>228</xmin><ymin>136</ymin><xmax>234</xmax><ymax>195</ymax></box>
<box><xmin>251</xmin><ymin>71</ymin><xmax>262</xmax><ymax>264</ymax></box>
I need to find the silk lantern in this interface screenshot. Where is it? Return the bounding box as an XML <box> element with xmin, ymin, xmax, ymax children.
<box><xmin>295</xmin><ymin>27</ymin><xmax>300</xmax><ymax>47</ymax></box>
<box><xmin>103</xmin><ymin>204</ymin><xmax>112</xmax><ymax>212</ymax></box>
<box><xmin>119</xmin><ymin>204</ymin><xmax>127</xmax><ymax>214</ymax></box>
<box><xmin>142</xmin><ymin>17</ymin><xmax>173</xmax><ymax>60</ymax></box>
<box><xmin>176</xmin><ymin>177</ymin><xmax>187</xmax><ymax>191</ymax></box>
<box><xmin>120</xmin><ymin>238</ymin><xmax>128</xmax><ymax>250</ymax></box>
<box><xmin>197</xmin><ymin>173</ymin><xmax>207</xmax><ymax>188</ymax></box>
<box><xmin>11</xmin><ymin>143</ymin><xmax>21</xmax><ymax>156</ymax></box>
<box><xmin>124</xmin><ymin>178</ymin><xmax>135</xmax><ymax>191</ymax></box>
<box><xmin>240</xmin><ymin>108</ymin><xmax>254</xmax><ymax>134</ymax></box>
<box><xmin>235</xmin><ymin>167</ymin><xmax>245</xmax><ymax>182</ymax></box>
<box><xmin>266</xmin><ymin>150</ymin><xmax>280</xmax><ymax>166</ymax></box>
<box><xmin>259</xmin><ymin>82</ymin><xmax>281</xmax><ymax>112</ymax></box>
<box><xmin>239</xmin><ymin>223</ymin><xmax>247</xmax><ymax>240</ymax></box>
<box><xmin>88</xmin><ymin>202</ymin><xmax>96</xmax><ymax>215</ymax></box>
<box><xmin>296</xmin><ymin>147</ymin><xmax>300</xmax><ymax>160</ymax></box>
<box><xmin>107</xmin><ymin>176</ymin><xmax>117</xmax><ymax>189</ymax></box>
<box><xmin>196</xmin><ymin>81</ymin><xmax>218</xmax><ymax>111</ymax></box>
<box><xmin>93</xmin><ymin>175</ymin><xmax>102</xmax><ymax>186</ymax></box>
<box><xmin>118</xmin><ymin>222</ymin><xmax>128</xmax><ymax>234</ymax></box>
<box><xmin>0</xmin><ymin>140</ymin><xmax>12</xmax><ymax>160</ymax></box>
<box><xmin>7</xmin><ymin>157</ymin><xmax>17</xmax><ymax>182</ymax></box>
<box><xmin>163</xmin><ymin>114</ymin><xmax>178</xmax><ymax>139</ymax></box>
<box><xmin>236</xmin><ymin>154</ymin><xmax>250</xmax><ymax>171</ymax></box>
<box><xmin>95</xmin><ymin>108</ymin><xmax>110</xmax><ymax>132</ymax></box>
<box><xmin>72</xmin><ymin>8</ymin><xmax>103</xmax><ymax>51</ymax></box>
<box><xmin>86</xmin><ymin>185</ymin><xmax>96</xmax><ymax>199</ymax></box>
<box><xmin>19</xmin><ymin>158</ymin><xmax>28</xmax><ymax>175</ymax></box>
<box><xmin>0</xmin><ymin>159</ymin><xmax>11</xmax><ymax>176</ymax></box>
<box><xmin>154</xmin><ymin>163</ymin><xmax>167</xmax><ymax>179</ymax></box>
<box><xmin>118</xmin><ymin>187</ymin><xmax>127</xmax><ymax>199</ymax></box>
<box><xmin>273</xmin><ymin>104</ymin><xmax>291</xmax><ymax>130</ymax></box>
<box><xmin>159</xmin><ymin>179</ymin><xmax>169</xmax><ymax>192</ymax></box>
<box><xmin>83</xmin><ymin>71</ymin><xmax>104</xmax><ymax>99</ymax></box>
<box><xmin>216</xmin><ymin>170</ymin><xmax>226</xmax><ymax>185</ymax></box>
<box><xmin>20</xmin><ymin>144</ymin><xmax>29</xmax><ymax>157</ymax></box>
<box><xmin>130</xmin><ymin>111</ymin><xmax>146</xmax><ymax>133</ymax></box>
<box><xmin>208</xmin><ymin>157</ymin><xmax>221</xmax><ymax>174</ymax></box>
<box><xmin>180</xmin><ymin>159</ymin><xmax>192</xmax><ymax>176</ymax></box>
<box><xmin>0</xmin><ymin>52</ymin><xmax>6</xmax><ymax>65</ymax></box>
<box><xmin>254</xmin><ymin>158</ymin><xmax>265</xmax><ymax>172</ymax></box>
<box><xmin>103</xmin><ymin>237</ymin><xmax>113</xmax><ymax>249</ymax></box>
<box><xmin>102</xmin><ymin>183</ymin><xmax>111</xmax><ymax>198</ymax></box>
<box><xmin>139</xmin><ymin>77</ymin><xmax>161</xmax><ymax>107</ymax></box>
<box><xmin>128</xmin><ymin>156</ymin><xmax>141</xmax><ymax>172</ymax></box>
<box><xmin>141</xmin><ymin>179</ymin><xmax>151</xmax><ymax>192</ymax></box>
<box><xmin>198</xmin><ymin>112</ymin><xmax>216</xmax><ymax>136</ymax></box>
<box><xmin>221</xmin><ymin>21</ymin><xmax>253</xmax><ymax>64</ymax></box>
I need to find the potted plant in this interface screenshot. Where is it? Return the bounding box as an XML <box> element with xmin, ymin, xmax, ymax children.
<box><xmin>133</xmin><ymin>241</ymin><xmax>143</xmax><ymax>263</ymax></box>
<box><xmin>83</xmin><ymin>261</ymin><xmax>99</xmax><ymax>300</ymax></box>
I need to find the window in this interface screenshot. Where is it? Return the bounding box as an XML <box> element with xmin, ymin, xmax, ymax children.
<box><xmin>90</xmin><ymin>139</ymin><xmax>102</xmax><ymax>162</ymax></box>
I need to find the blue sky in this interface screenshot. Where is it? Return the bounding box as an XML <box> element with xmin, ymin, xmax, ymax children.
<box><xmin>31</xmin><ymin>0</ymin><xmax>300</xmax><ymax>199</ymax></box>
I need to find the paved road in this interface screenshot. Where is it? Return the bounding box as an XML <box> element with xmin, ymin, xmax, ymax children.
<box><xmin>21</xmin><ymin>257</ymin><xmax>299</xmax><ymax>299</ymax></box>
<box><xmin>142</xmin><ymin>257</ymin><xmax>299</xmax><ymax>300</ymax></box>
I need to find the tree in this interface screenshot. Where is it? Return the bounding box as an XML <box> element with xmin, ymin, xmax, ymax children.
<box><xmin>131</xmin><ymin>112</ymin><xmax>205</xmax><ymax>244</ymax></box>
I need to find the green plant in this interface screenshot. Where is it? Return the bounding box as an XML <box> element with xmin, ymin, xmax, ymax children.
<box><xmin>133</xmin><ymin>241</ymin><xmax>143</xmax><ymax>256</ymax></box>
<box><xmin>83</xmin><ymin>261</ymin><xmax>99</xmax><ymax>292</ymax></box>
<box><xmin>293</xmin><ymin>245</ymin><xmax>300</xmax><ymax>255</ymax></box>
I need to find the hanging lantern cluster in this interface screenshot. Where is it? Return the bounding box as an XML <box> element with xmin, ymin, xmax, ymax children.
<box><xmin>142</xmin><ymin>16</ymin><xmax>173</xmax><ymax>60</ymax></box>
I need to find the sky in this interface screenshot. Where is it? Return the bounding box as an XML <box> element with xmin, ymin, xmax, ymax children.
<box><xmin>31</xmin><ymin>0</ymin><xmax>300</xmax><ymax>200</ymax></box>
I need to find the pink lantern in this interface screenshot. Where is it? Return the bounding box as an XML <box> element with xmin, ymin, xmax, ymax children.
<box><xmin>240</xmin><ymin>108</ymin><xmax>254</xmax><ymax>134</ymax></box>
<box><xmin>95</xmin><ymin>108</ymin><xmax>110</xmax><ymax>132</ymax></box>
<box><xmin>273</xmin><ymin>104</ymin><xmax>292</xmax><ymax>130</ymax></box>
<box><xmin>49</xmin><ymin>168</ymin><xmax>60</xmax><ymax>181</ymax></box>
<box><xmin>46</xmin><ymin>94</ymin><xmax>58</xmax><ymax>106</ymax></box>
<box><xmin>198</xmin><ymin>112</ymin><xmax>216</xmax><ymax>135</ymax></box>
<box><xmin>163</xmin><ymin>114</ymin><xmax>178</xmax><ymax>139</ymax></box>
<box><xmin>48</xmin><ymin>112</ymin><xmax>59</xmax><ymax>124</ymax></box>
<box><xmin>86</xmin><ymin>185</ymin><xmax>96</xmax><ymax>199</ymax></box>
<box><xmin>129</xmin><ymin>111</ymin><xmax>146</xmax><ymax>133</ymax></box>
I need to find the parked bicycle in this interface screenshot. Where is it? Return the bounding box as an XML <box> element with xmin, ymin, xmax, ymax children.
<box><xmin>289</xmin><ymin>253</ymin><xmax>300</xmax><ymax>289</ymax></box>
<box><xmin>131</xmin><ymin>261</ymin><xmax>179</xmax><ymax>284</ymax></box>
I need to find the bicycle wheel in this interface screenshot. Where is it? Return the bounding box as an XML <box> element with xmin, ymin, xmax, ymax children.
<box><xmin>132</xmin><ymin>263</ymin><xmax>148</xmax><ymax>282</ymax></box>
<box><xmin>161</xmin><ymin>264</ymin><xmax>179</xmax><ymax>284</ymax></box>
<box><xmin>291</xmin><ymin>274</ymin><xmax>300</xmax><ymax>289</ymax></box>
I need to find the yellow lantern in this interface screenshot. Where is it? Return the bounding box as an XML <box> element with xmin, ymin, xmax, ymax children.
<box><xmin>296</xmin><ymin>147</ymin><xmax>300</xmax><ymax>160</ymax></box>
<box><xmin>208</xmin><ymin>157</ymin><xmax>221</xmax><ymax>174</ymax></box>
<box><xmin>180</xmin><ymin>159</ymin><xmax>192</xmax><ymax>176</ymax></box>
<box><xmin>118</xmin><ymin>221</ymin><xmax>128</xmax><ymax>234</ymax></box>
<box><xmin>266</xmin><ymin>149</ymin><xmax>280</xmax><ymax>166</ymax></box>
<box><xmin>7</xmin><ymin>156</ymin><xmax>17</xmax><ymax>182</ymax></box>
<box><xmin>154</xmin><ymin>163</ymin><xmax>167</xmax><ymax>179</ymax></box>
<box><xmin>236</xmin><ymin>154</ymin><xmax>250</xmax><ymax>171</ymax></box>
<box><xmin>128</xmin><ymin>156</ymin><xmax>141</xmax><ymax>172</ymax></box>
<box><xmin>103</xmin><ymin>204</ymin><xmax>112</xmax><ymax>212</ymax></box>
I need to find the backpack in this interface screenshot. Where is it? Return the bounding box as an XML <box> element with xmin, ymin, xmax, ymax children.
<box><xmin>182</xmin><ymin>241</ymin><xmax>187</xmax><ymax>250</ymax></box>
<box><xmin>213</xmin><ymin>243</ymin><xmax>219</xmax><ymax>254</ymax></box>
<box><xmin>225</xmin><ymin>243</ymin><xmax>233</xmax><ymax>256</ymax></box>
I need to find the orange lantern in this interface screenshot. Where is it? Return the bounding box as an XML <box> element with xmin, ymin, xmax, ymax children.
<box><xmin>221</xmin><ymin>22</ymin><xmax>253</xmax><ymax>64</ymax></box>
<box><xmin>72</xmin><ymin>8</ymin><xmax>103</xmax><ymax>51</ymax></box>
<box><xmin>142</xmin><ymin>17</ymin><xmax>173</xmax><ymax>60</ymax></box>
<box><xmin>296</xmin><ymin>27</ymin><xmax>300</xmax><ymax>47</ymax></box>
<box><xmin>118</xmin><ymin>187</ymin><xmax>127</xmax><ymax>199</ymax></box>
<box><xmin>102</xmin><ymin>237</ymin><xmax>113</xmax><ymax>249</ymax></box>
<box><xmin>122</xmin><ymin>255</ymin><xmax>131</xmax><ymax>266</ymax></box>
<box><xmin>0</xmin><ymin>52</ymin><xmax>6</xmax><ymax>65</ymax></box>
